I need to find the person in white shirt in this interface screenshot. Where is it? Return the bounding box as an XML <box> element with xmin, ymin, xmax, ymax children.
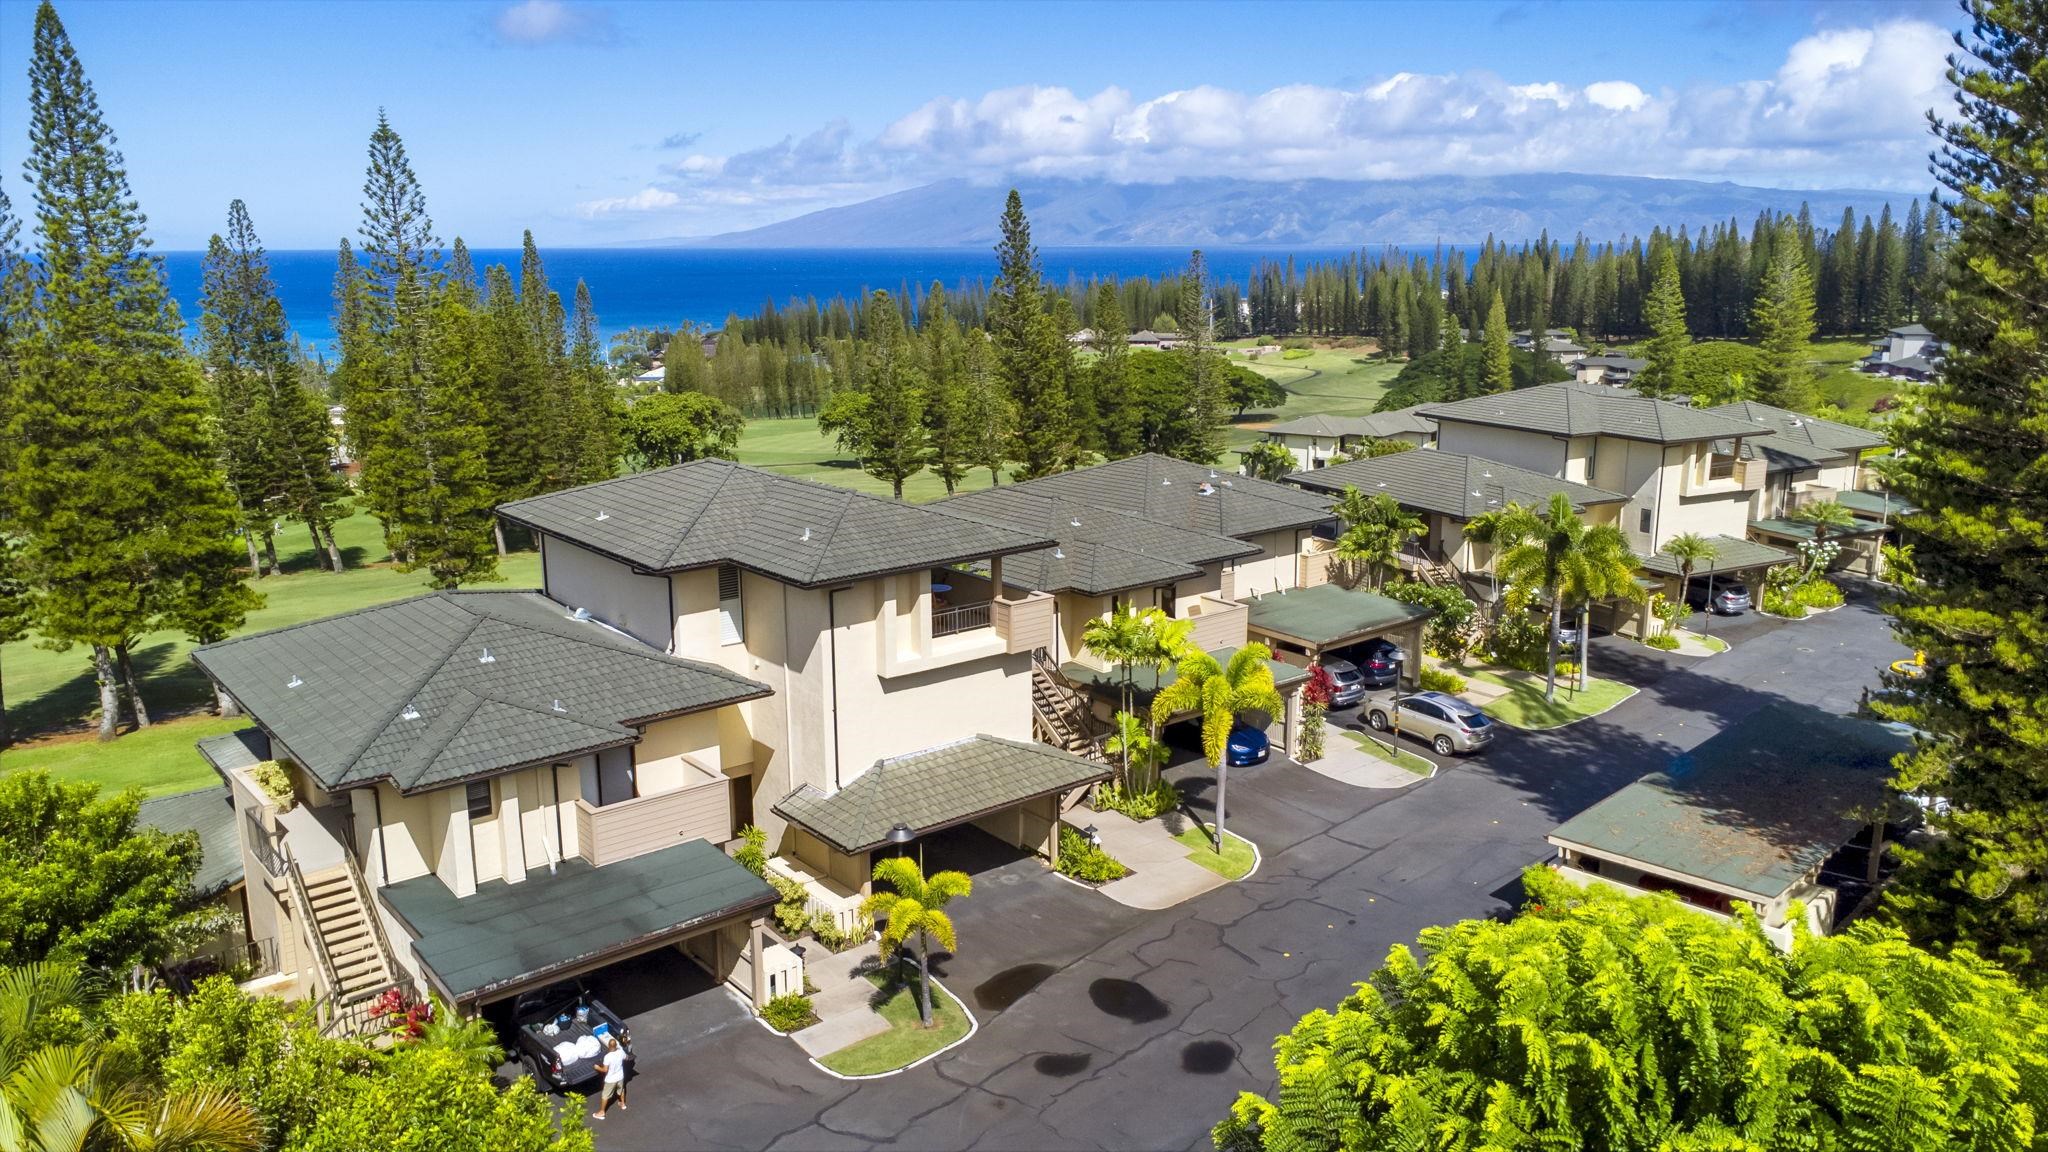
<box><xmin>592</xmin><ymin>1034</ymin><xmax>628</xmax><ymax>1119</ymax></box>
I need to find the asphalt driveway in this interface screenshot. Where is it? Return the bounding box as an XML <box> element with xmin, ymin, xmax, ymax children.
<box><xmin>585</xmin><ymin>584</ymin><xmax>1904</xmax><ymax>1150</ymax></box>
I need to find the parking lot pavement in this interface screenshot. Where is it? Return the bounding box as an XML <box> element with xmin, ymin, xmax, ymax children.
<box><xmin>578</xmin><ymin>590</ymin><xmax>1905</xmax><ymax>1151</ymax></box>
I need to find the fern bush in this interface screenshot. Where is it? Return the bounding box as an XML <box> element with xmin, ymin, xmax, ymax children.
<box><xmin>733</xmin><ymin>824</ymin><xmax>768</xmax><ymax>876</ymax></box>
<box><xmin>1216</xmin><ymin>866</ymin><xmax>2048</xmax><ymax>1152</ymax></box>
<box><xmin>766</xmin><ymin>872</ymin><xmax>811</xmax><ymax>936</ymax></box>
<box><xmin>1794</xmin><ymin>578</ymin><xmax>1844</xmax><ymax>609</ymax></box>
<box><xmin>1055</xmin><ymin>826</ymin><xmax>1130</xmax><ymax>884</ymax></box>
<box><xmin>761</xmin><ymin>994</ymin><xmax>816</xmax><ymax>1033</ymax></box>
<box><xmin>1095</xmin><ymin>781</ymin><xmax>1180</xmax><ymax>820</ymax></box>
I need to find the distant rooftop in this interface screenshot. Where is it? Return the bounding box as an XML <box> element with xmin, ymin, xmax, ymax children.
<box><xmin>1288</xmin><ymin>450</ymin><xmax>1627</xmax><ymax>520</ymax></box>
<box><xmin>1422</xmin><ymin>382</ymin><xmax>1777</xmax><ymax>445</ymax></box>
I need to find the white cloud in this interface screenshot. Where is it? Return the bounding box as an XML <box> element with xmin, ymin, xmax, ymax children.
<box><xmin>585</xmin><ymin>18</ymin><xmax>1948</xmax><ymax>227</ymax></box>
<box><xmin>493</xmin><ymin>0</ymin><xmax>609</xmax><ymax>46</ymax></box>
<box><xmin>576</xmin><ymin>187</ymin><xmax>681</xmax><ymax>217</ymax></box>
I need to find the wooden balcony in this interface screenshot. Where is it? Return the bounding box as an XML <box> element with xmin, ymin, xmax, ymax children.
<box><xmin>1186</xmin><ymin>595</ymin><xmax>1249</xmax><ymax>651</ymax></box>
<box><xmin>575</xmin><ymin>768</ymin><xmax>731</xmax><ymax>868</ymax></box>
<box><xmin>992</xmin><ymin>591</ymin><xmax>1056</xmax><ymax>654</ymax></box>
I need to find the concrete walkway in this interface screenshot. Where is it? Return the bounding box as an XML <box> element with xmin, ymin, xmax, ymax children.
<box><xmin>1301</xmin><ymin>721</ymin><xmax>1430</xmax><ymax>788</ymax></box>
<box><xmin>1667</xmin><ymin>628</ymin><xmax>1726</xmax><ymax>657</ymax></box>
<box><xmin>789</xmin><ymin>941</ymin><xmax>887</xmax><ymax>1057</ymax></box>
<box><xmin>1084</xmin><ymin>809</ymin><xmax>1229</xmax><ymax>910</ymax></box>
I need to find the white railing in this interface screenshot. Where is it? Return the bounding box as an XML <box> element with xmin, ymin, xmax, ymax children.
<box><xmin>932</xmin><ymin>601</ymin><xmax>993</xmax><ymax>637</ymax></box>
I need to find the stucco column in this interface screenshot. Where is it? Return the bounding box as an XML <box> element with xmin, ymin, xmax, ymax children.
<box><xmin>439</xmin><ymin>790</ymin><xmax>476</xmax><ymax>898</ymax></box>
<box><xmin>749</xmin><ymin>917</ymin><xmax>767</xmax><ymax>1009</ymax></box>
<box><xmin>498</xmin><ymin>773</ymin><xmax>526</xmax><ymax>884</ymax></box>
<box><xmin>1285</xmin><ymin>686</ymin><xmax>1303</xmax><ymax>760</ymax></box>
<box><xmin>991</xmin><ymin>555</ymin><xmax>1008</xmax><ymax>601</ymax></box>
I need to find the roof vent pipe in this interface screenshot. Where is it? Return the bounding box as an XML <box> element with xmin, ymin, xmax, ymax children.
<box><xmin>478</xmin><ymin>648</ymin><xmax>496</xmax><ymax>664</ymax></box>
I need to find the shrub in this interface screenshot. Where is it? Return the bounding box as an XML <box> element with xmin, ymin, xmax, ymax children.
<box><xmin>1383</xmin><ymin>581</ymin><xmax>1479</xmax><ymax>661</ymax></box>
<box><xmin>733</xmin><ymin>825</ymin><xmax>768</xmax><ymax>876</ymax></box>
<box><xmin>1553</xmin><ymin>660</ymin><xmax>1580</xmax><ymax>679</ymax></box>
<box><xmin>761</xmin><ymin>994</ymin><xmax>816</xmax><ymax>1033</ymax></box>
<box><xmin>1056</xmin><ymin>826</ymin><xmax>1130</xmax><ymax>884</ymax></box>
<box><xmin>1279</xmin><ymin>336</ymin><xmax>1312</xmax><ymax>350</ymax></box>
<box><xmin>1299</xmin><ymin>700</ymin><xmax>1327</xmax><ymax>762</ymax></box>
<box><xmin>766</xmin><ymin>872</ymin><xmax>811</xmax><ymax>936</ymax></box>
<box><xmin>1281</xmin><ymin>347</ymin><xmax>1313</xmax><ymax>360</ymax></box>
<box><xmin>809</xmin><ymin>911</ymin><xmax>873</xmax><ymax>953</ymax></box>
<box><xmin>1762</xmin><ymin>588</ymin><xmax>1804</xmax><ymax>618</ymax></box>
<box><xmin>1643</xmin><ymin>633</ymin><xmax>1681</xmax><ymax>651</ymax></box>
<box><xmin>1095</xmin><ymin>780</ymin><xmax>1180</xmax><ymax>820</ymax></box>
<box><xmin>251</xmin><ymin>760</ymin><xmax>294</xmax><ymax>810</ymax></box>
<box><xmin>1794</xmin><ymin>579</ymin><xmax>1844</xmax><ymax>609</ymax></box>
<box><xmin>1417</xmin><ymin>666</ymin><xmax>1467</xmax><ymax>694</ymax></box>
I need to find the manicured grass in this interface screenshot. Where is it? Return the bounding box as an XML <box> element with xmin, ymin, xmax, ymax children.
<box><xmin>1694</xmin><ymin>633</ymin><xmax>1730</xmax><ymax>653</ymax></box>
<box><xmin>1341</xmin><ymin>729</ymin><xmax>1435</xmax><ymax>776</ymax></box>
<box><xmin>1458</xmin><ymin>668</ymin><xmax>1635</xmax><ymax>730</ymax></box>
<box><xmin>0</xmin><ymin>713</ymin><xmax>247</xmax><ymax>798</ymax></box>
<box><xmin>2</xmin><ymin>509</ymin><xmax>538</xmax><ymax>743</ymax></box>
<box><xmin>818</xmin><ymin>970</ymin><xmax>972</xmax><ymax>1076</ymax></box>
<box><xmin>1172</xmin><ymin>823</ymin><xmax>1257</xmax><ymax>880</ymax></box>
<box><xmin>1218</xmin><ymin>338</ymin><xmax>1404</xmax><ymax>470</ymax></box>
<box><xmin>733</xmin><ymin>415</ymin><xmax>999</xmax><ymax>503</ymax></box>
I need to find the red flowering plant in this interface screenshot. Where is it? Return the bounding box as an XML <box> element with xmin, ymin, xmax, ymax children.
<box><xmin>368</xmin><ymin>985</ymin><xmax>432</xmax><ymax>1041</ymax></box>
<box><xmin>1299</xmin><ymin>665</ymin><xmax>1336</xmax><ymax>762</ymax></box>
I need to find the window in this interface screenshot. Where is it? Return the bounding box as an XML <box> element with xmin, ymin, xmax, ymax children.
<box><xmin>716</xmin><ymin>564</ymin><xmax>744</xmax><ymax>646</ymax></box>
<box><xmin>1406</xmin><ymin>701</ymin><xmax>1443</xmax><ymax>721</ymax></box>
<box><xmin>1638</xmin><ymin>508</ymin><xmax>1652</xmax><ymax>534</ymax></box>
<box><xmin>1155</xmin><ymin>585</ymin><xmax>1178</xmax><ymax>617</ymax></box>
<box><xmin>465</xmin><ymin>779</ymin><xmax>492</xmax><ymax>820</ymax></box>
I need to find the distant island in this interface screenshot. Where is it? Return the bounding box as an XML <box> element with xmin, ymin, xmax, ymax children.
<box><xmin>659</xmin><ymin>174</ymin><xmax>1911</xmax><ymax>249</ymax></box>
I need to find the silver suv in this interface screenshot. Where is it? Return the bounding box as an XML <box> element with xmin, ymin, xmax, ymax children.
<box><xmin>1363</xmin><ymin>690</ymin><xmax>1496</xmax><ymax>756</ymax></box>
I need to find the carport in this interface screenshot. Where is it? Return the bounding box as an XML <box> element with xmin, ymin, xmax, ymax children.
<box><xmin>1636</xmin><ymin>534</ymin><xmax>1795</xmax><ymax>628</ymax></box>
<box><xmin>1059</xmin><ymin>645</ymin><xmax>1312</xmax><ymax>760</ymax></box>
<box><xmin>1243</xmin><ymin>583</ymin><xmax>1433</xmax><ymax>690</ymax></box>
<box><xmin>771</xmin><ymin>735</ymin><xmax>1109</xmax><ymax>894</ymax></box>
<box><xmin>380</xmin><ymin>838</ymin><xmax>782</xmax><ymax>1012</ymax></box>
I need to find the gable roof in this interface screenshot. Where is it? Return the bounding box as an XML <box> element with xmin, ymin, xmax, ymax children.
<box><xmin>977</xmin><ymin>454</ymin><xmax>1334</xmax><ymax>538</ymax></box>
<box><xmin>1574</xmin><ymin>356</ymin><xmax>1647</xmax><ymax>373</ymax></box>
<box><xmin>193</xmin><ymin>591</ymin><xmax>771</xmax><ymax>795</ymax></box>
<box><xmin>1421</xmin><ymin>382</ymin><xmax>1778</xmax><ymax>445</ymax></box>
<box><xmin>938</xmin><ymin>487</ymin><xmax>1257</xmax><ymax>596</ymax></box>
<box><xmin>1261</xmin><ymin>406</ymin><xmax>1439</xmax><ymax>442</ymax></box>
<box><xmin>1706</xmin><ymin>401</ymin><xmax>1885</xmax><ymax>456</ymax></box>
<box><xmin>1888</xmin><ymin>323</ymin><xmax>1935</xmax><ymax>337</ymax></box>
<box><xmin>496</xmin><ymin>460</ymin><xmax>1054</xmax><ymax>588</ymax></box>
<box><xmin>1287</xmin><ymin>450</ymin><xmax>1628</xmax><ymax>520</ymax></box>
<box><xmin>1548</xmin><ymin>704</ymin><xmax>1906</xmax><ymax>901</ymax></box>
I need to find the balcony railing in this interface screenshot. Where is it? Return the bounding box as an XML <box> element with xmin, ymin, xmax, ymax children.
<box><xmin>245</xmin><ymin>809</ymin><xmax>286</xmax><ymax>878</ymax></box>
<box><xmin>932</xmin><ymin>601</ymin><xmax>992</xmax><ymax>637</ymax></box>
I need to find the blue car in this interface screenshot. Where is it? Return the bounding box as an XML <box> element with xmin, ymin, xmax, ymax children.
<box><xmin>1226</xmin><ymin>723</ymin><xmax>1269</xmax><ymax>766</ymax></box>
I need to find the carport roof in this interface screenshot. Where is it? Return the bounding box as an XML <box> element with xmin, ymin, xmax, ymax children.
<box><xmin>138</xmin><ymin>785</ymin><xmax>243</xmax><ymax>897</ymax></box>
<box><xmin>772</xmin><ymin>735</ymin><xmax>1110</xmax><ymax>856</ymax></box>
<box><xmin>1749</xmin><ymin>517</ymin><xmax>1888</xmax><ymax>541</ymax></box>
<box><xmin>1639</xmin><ymin>535</ymin><xmax>1794</xmax><ymax>577</ymax></box>
<box><xmin>1835</xmin><ymin>489</ymin><xmax>1918</xmax><ymax>519</ymax></box>
<box><xmin>1547</xmin><ymin>704</ymin><xmax>1906</xmax><ymax>901</ymax></box>
<box><xmin>381</xmin><ymin>839</ymin><xmax>776</xmax><ymax>1005</ymax></box>
<box><xmin>1244</xmin><ymin>583</ymin><xmax>1434</xmax><ymax>649</ymax></box>
<box><xmin>1059</xmin><ymin>646</ymin><xmax>1312</xmax><ymax>701</ymax></box>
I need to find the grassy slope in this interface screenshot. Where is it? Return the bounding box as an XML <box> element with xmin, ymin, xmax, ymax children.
<box><xmin>1611</xmin><ymin>336</ymin><xmax>1898</xmax><ymax>415</ymax></box>
<box><xmin>2</xmin><ymin>510</ymin><xmax>538</xmax><ymax>790</ymax></box>
<box><xmin>734</xmin><ymin>416</ymin><xmax>998</xmax><ymax>504</ymax></box>
<box><xmin>1220</xmin><ymin>340</ymin><xmax>1404</xmax><ymax>465</ymax></box>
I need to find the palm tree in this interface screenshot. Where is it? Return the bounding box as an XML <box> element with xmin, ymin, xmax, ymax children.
<box><xmin>1660</xmin><ymin>533</ymin><xmax>1719</xmax><ymax>637</ymax></box>
<box><xmin>1238</xmin><ymin>441</ymin><xmax>1297</xmax><ymax>482</ymax></box>
<box><xmin>1492</xmin><ymin>492</ymin><xmax>1639</xmax><ymax>702</ymax></box>
<box><xmin>1463</xmin><ymin>501</ymin><xmax>1535</xmax><ymax>620</ymax></box>
<box><xmin>1331</xmin><ymin>491</ymin><xmax>1425</xmax><ymax>589</ymax></box>
<box><xmin>1559</xmin><ymin>525</ymin><xmax>1644</xmax><ymax>691</ymax></box>
<box><xmin>860</xmin><ymin>858</ymin><xmax>972</xmax><ymax>1029</ymax></box>
<box><xmin>1150</xmin><ymin>644</ymin><xmax>1284</xmax><ymax>853</ymax></box>
<box><xmin>1130</xmin><ymin>608</ymin><xmax>1193</xmax><ymax>791</ymax></box>
<box><xmin>419</xmin><ymin>995</ymin><xmax>505</xmax><ymax>1072</ymax></box>
<box><xmin>0</xmin><ymin>961</ymin><xmax>262</xmax><ymax>1152</ymax></box>
<box><xmin>1794</xmin><ymin>498</ymin><xmax>1858</xmax><ymax>544</ymax></box>
<box><xmin>1081</xmin><ymin>604</ymin><xmax>1146</xmax><ymax>787</ymax></box>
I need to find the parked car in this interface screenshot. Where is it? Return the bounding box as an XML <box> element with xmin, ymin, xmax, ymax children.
<box><xmin>1687</xmin><ymin>581</ymin><xmax>1751</xmax><ymax>615</ymax></box>
<box><xmin>1337</xmin><ymin>638</ymin><xmax>1403</xmax><ymax>688</ymax></box>
<box><xmin>507</xmin><ymin>979</ymin><xmax>632</xmax><ymax>1092</ymax></box>
<box><xmin>1362</xmin><ymin>690</ymin><xmax>1496</xmax><ymax>756</ymax></box>
<box><xmin>1225</xmin><ymin>722</ymin><xmax>1269</xmax><ymax>767</ymax></box>
<box><xmin>1554</xmin><ymin>622</ymin><xmax>1582</xmax><ymax>650</ymax></box>
<box><xmin>1321</xmin><ymin>657</ymin><xmax>1367</xmax><ymax>707</ymax></box>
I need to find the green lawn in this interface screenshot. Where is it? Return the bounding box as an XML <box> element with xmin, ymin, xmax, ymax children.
<box><xmin>2</xmin><ymin>509</ymin><xmax>538</xmax><ymax>790</ymax></box>
<box><xmin>0</xmin><ymin>713</ymin><xmax>248</xmax><ymax>798</ymax></box>
<box><xmin>1457</xmin><ymin>668</ymin><xmax>1635</xmax><ymax>730</ymax></box>
<box><xmin>1218</xmin><ymin>339</ymin><xmax>1404</xmax><ymax>468</ymax></box>
<box><xmin>818</xmin><ymin>970</ymin><xmax>972</xmax><ymax>1076</ymax></box>
<box><xmin>733</xmin><ymin>415</ymin><xmax>999</xmax><ymax>503</ymax></box>
<box><xmin>1341</xmin><ymin>729</ymin><xmax>1436</xmax><ymax>775</ymax></box>
<box><xmin>1172</xmin><ymin>823</ymin><xmax>1257</xmax><ymax>879</ymax></box>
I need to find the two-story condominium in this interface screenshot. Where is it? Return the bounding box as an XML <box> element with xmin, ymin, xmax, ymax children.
<box><xmin>1255</xmin><ymin>407</ymin><xmax>1439</xmax><ymax>471</ymax></box>
<box><xmin>1702</xmin><ymin>400</ymin><xmax>1894</xmax><ymax>576</ymax></box>
<box><xmin>195</xmin><ymin>461</ymin><xmax>1117</xmax><ymax>1027</ymax></box>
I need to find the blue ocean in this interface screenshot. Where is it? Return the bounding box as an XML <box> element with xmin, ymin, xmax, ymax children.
<box><xmin>156</xmin><ymin>246</ymin><xmax>1385</xmax><ymax>351</ymax></box>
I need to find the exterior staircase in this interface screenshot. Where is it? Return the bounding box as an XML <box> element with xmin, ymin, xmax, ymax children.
<box><xmin>286</xmin><ymin>848</ymin><xmax>404</xmax><ymax>1033</ymax></box>
<box><xmin>1030</xmin><ymin>652</ymin><xmax>1104</xmax><ymax>759</ymax></box>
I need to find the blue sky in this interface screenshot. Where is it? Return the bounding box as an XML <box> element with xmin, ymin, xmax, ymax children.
<box><xmin>0</xmin><ymin>0</ymin><xmax>1958</xmax><ymax>249</ymax></box>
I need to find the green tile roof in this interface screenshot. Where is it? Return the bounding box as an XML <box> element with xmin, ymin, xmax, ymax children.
<box><xmin>195</xmin><ymin>728</ymin><xmax>270</xmax><ymax>774</ymax></box>
<box><xmin>1059</xmin><ymin>645</ymin><xmax>1310</xmax><ymax>703</ymax></box>
<box><xmin>498</xmin><ymin>459</ymin><xmax>1054</xmax><ymax>587</ymax></box>
<box><xmin>194</xmin><ymin>591</ymin><xmax>771</xmax><ymax>795</ymax></box>
<box><xmin>1548</xmin><ymin>704</ymin><xmax>1907</xmax><ymax>901</ymax></box>
<box><xmin>1244</xmin><ymin>583</ymin><xmax>1434</xmax><ymax>648</ymax></box>
<box><xmin>1261</xmin><ymin>406</ymin><xmax>1437</xmax><ymax>441</ymax></box>
<box><xmin>1707</xmin><ymin>401</ymin><xmax>1883</xmax><ymax>471</ymax></box>
<box><xmin>1288</xmin><ymin>451</ymin><xmax>1627</xmax><ymax>520</ymax></box>
<box><xmin>1750</xmin><ymin>518</ymin><xmax>1888</xmax><ymax>541</ymax></box>
<box><xmin>772</xmin><ymin>735</ymin><xmax>1110</xmax><ymax>856</ymax></box>
<box><xmin>970</xmin><ymin>454</ymin><xmax>1334</xmax><ymax>540</ymax></box>
<box><xmin>381</xmin><ymin>839</ymin><xmax>776</xmax><ymax>1005</ymax></box>
<box><xmin>940</xmin><ymin>487</ymin><xmax>1258</xmax><ymax>596</ymax></box>
<box><xmin>1423</xmin><ymin>382</ymin><xmax>1778</xmax><ymax>445</ymax></box>
<box><xmin>1835</xmin><ymin>489</ymin><xmax>1918</xmax><ymax>519</ymax></box>
<box><xmin>138</xmin><ymin>785</ymin><xmax>243</xmax><ymax>897</ymax></box>
<box><xmin>1640</xmin><ymin>535</ymin><xmax>1794</xmax><ymax>577</ymax></box>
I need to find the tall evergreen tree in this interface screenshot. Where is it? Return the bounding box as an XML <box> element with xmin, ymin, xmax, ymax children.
<box><xmin>476</xmin><ymin>262</ymin><xmax>545</xmax><ymax>551</ymax></box>
<box><xmin>200</xmin><ymin>201</ymin><xmax>349</xmax><ymax>575</ymax></box>
<box><xmin>958</xmin><ymin>329</ymin><xmax>1013</xmax><ymax>488</ymax></box>
<box><xmin>1480</xmin><ymin>290</ymin><xmax>1512</xmax><ymax>394</ymax></box>
<box><xmin>1875</xmin><ymin>2</ymin><xmax>2048</xmax><ymax>980</ymax></box>
<box><xmin>6</xmin><ymin>2</ymin><xmax>255</xmax><ymax>739</ymax></box>
<box><xmin>918</xmin><ymin>283</ymin><xmax>970</xmax><ymax>493</ymax></box>
<box><xmin>0</xmin><ymin>183</ymin><xmax>31</xmax><ymax>747</ymax></box>
<box><xmin>1171</xmin><ymin>249</ymin><xmax>1229</xmax><ymax>464</ymax></box>
<box><xmin>565</xmin><ymin>280</ymin><xmax>616</xmax><ymax>484</ymax></box>
<box><xmin>1089</xmin><ymin>280</ymin><xmax>1139</xmax><ymax>458</ymax></box>
<box><xmin>1750</xmin><ymin>221</ymin><xmax>1820</xmax><ymax>411</ymax></box>
<box><xmin>446</xmin><ymin>236</ymin><xmax>477</xmax><ymax>306</ymax></box>
<box><xmin>987</xmin><ymin>191</ymin><xmax>1071</xmax><ymax>478</ymax></box>
<box><xmin>357</xmin><ymin>111</ymin><xmax>439</xmax><ymax>319</ymax></box>
<box><xmin>1638</xmin><ymin>240</ymin><xmax>1691</xmax><ymax>397</ymax></box>
<box><xmin>816</xmin><ymin>290</ymin><xmax>927</xmax><ymax>499</ymax></box>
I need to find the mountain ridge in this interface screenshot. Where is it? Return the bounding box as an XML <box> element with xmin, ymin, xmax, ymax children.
<box><xmin>653</xmin><ymin>174</ymin><xmax>1912</xmax><ymax>249</ymax></box>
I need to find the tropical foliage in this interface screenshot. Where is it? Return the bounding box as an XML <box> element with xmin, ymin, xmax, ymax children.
<box><xmin>1216</xmin><ymin>867</ymin><xmax>2048</xmax><ymax>1152</ymax></box>
<box><xmin>1151</xmin><ymin>644</ymin><xmax>1283</xmax><ymax>851</ymax></box>
<box><xmin>1330</xmin><ymin>488</ymin><xmax>1425</xmax><ymax>590</ymax></box>
<box><xmin>1474</xmin><ymin>494</ymin><xmax>1640</xmax><ymax>699</ymax></box>
<box><xmin>861</xmin><ymin>857</ymin><xmax>971</xmax><ymax>1029</ymax></box>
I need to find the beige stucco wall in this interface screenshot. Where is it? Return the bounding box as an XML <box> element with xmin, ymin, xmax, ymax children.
<box><xmin>636</xmin><ymin>710</ymin><xmax>723</xmax><ymax>791</ymax></box>
<box><xmin>538</xmin><ymin>534</ymin><xmax>673</xmax><ymax>651</ymax></box>
<box><xmin>1228</xmin><ymin>529</ymin><xmax>1308</xmax><ymax>599</ymax></box>
<box><xmin>1435</xmin><ymin>421</ymin><xmax>1568</xmax><ymax>476</ymax></box>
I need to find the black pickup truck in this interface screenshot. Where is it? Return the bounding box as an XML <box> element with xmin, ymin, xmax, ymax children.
<box><xmin>506</xmin><ymin>979</ymin><xmax>633</xmax><ymax>1092</ymax></box>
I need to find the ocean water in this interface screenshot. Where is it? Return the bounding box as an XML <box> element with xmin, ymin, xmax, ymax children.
<box><xmin>155</xmin><ymin>246</ymin><xmax>1388</xmax><ymax>351</ymax></box>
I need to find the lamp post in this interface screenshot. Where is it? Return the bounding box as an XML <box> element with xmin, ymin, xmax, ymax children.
<box><xmin>887</xmin><ymin>821</ymin><xmax>920</xmax><ymax>873</ymax></box>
